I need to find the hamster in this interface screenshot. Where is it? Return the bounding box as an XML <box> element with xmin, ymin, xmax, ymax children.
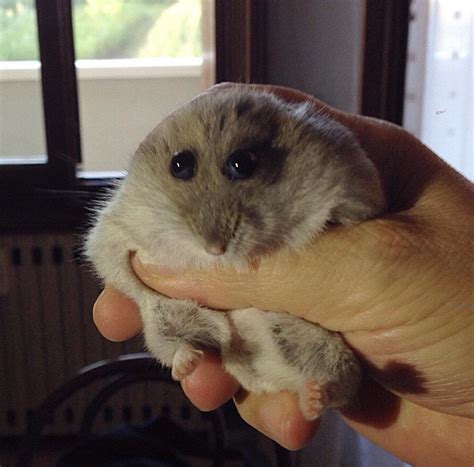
<box><xmin>85</xmin><ymin>88</ymin><xmax>386</xmax><ymax>420</ymax></box>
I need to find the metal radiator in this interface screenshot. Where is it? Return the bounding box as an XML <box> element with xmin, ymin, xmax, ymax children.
<box><xmin>0</xmin><ymin>232</ymin><xmax>190</xmax><ymax>437</ymax></box>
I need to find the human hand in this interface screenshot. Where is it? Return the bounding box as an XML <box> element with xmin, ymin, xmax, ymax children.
<box><xmin>93</xmin><ymin>83</ymin><xmax>474</xmax><ymax>464</ymax></box>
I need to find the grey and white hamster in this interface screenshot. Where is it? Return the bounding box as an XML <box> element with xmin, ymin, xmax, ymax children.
<box><xmin>86</xmin><ymin>88</ymin><xmax>386</xmax><ymax>420</ymax></box>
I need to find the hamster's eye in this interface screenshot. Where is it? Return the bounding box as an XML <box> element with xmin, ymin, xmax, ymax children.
<box><xmin>223</xmin><ymin>150</ymin><xmax>258</xmax><ymax>181</ymax></box>
<box><xmin>170</xmin><ymin>150</ymin><xmax>196</xmax><ymax>180</ymax></box>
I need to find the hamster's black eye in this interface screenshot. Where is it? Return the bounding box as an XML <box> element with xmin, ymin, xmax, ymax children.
<box><xmin>223</xmin><ymin>150</ymin><xmax>258</xmax><ymax>181</ymax></box>
<box><xmin>170</xmin><ymin>150</ymin><xmax>196</xmax><ymax>180</ymax></box>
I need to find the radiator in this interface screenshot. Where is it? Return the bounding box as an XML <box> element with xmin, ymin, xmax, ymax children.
<box><xmin>0</xmin><ymin>232</ymin><xmax>280</xmax><ymax>467</ymax></box>
<box><xmin>0</xmin><ymin>232</ymin><xmax>192</xmax><ymax>437</ymax></box>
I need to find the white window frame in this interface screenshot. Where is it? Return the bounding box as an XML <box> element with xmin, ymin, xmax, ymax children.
<box><xmin>0</xmin><ymin>57</ymin><xmax>202</xmax><ymax>82</ymax></box>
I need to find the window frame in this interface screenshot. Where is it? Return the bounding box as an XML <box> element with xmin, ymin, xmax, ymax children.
<box><xmin>0</xmin><ymin>58</ymin><xmax>202</xmax><ymax>81</ymax></box>
<box><xmin>0</xmin><ymin>0</ymin><xmax>81</xmax><ymax>198</ymax></box>
<box><xmin>361</xmin><ymin>0</ymin><xmax>410</xmax><ymax>125</ymax></box>
<box><xmin>215</xmin><ymin>0</ymin><xmax>266</xmax><ymax>83</ymax></box>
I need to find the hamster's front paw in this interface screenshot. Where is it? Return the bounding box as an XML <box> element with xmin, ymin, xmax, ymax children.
<box><xmin>171</xmin><ymin>344</ymin><xmax>204</xmax><ymax>381</ymax></box>
<box><xmin>299</xmin><ymin>378</ymin><xmax>328</xmax><ymax>421</ymax></box>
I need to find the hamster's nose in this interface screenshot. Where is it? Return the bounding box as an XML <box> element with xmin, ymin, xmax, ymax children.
<box><xmin>205</xmin><ymin>241</ymin><xmax>227</xmax><ymax>256</ymax></box>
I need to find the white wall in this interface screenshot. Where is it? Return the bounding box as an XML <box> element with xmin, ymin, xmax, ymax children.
<box><xmin>265</xmin><ymin>0</ymin><xmax>365</xmax><ymax>113</ymax></box>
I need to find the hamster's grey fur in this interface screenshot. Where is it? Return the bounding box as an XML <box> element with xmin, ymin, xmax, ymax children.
<box><xmin>86</xmin><ymin>88</ymin><xmax>386</xmax><ymax>420</ymax></box>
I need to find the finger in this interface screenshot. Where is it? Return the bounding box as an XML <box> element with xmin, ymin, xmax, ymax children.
<box><xmin>234</xmin><ymin>390</ymin><xmax>320</xmax><ymax>451</ymax></box>
<box><xmin>93</xmin><ymin>286</ymin><xmax>143</xmax><ymax>341</ymax></box>
<box><xmin>93</xmin><ymin>285</ymin><xmax>239</xmax><ymax>410</ymax></box>
<box><xmin>181</xmin><ymin>352</ymin><xmax>240</xmax><ymax>411</ymax></box>
<box><xmin>129</xmin><ymin>223</ymin><xmax>397</xmax><ymax>332</ymax></box>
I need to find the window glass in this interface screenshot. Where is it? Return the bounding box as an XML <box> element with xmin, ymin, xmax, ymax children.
<box><xmin>72</xmin><ymin>0</ymin><xmax>202</xmax><ymax>60</ymax></box>
<box><xmin>0</xmin><ymin>0</ymin><xmax>47</xmax><ymax>164</ymax></box>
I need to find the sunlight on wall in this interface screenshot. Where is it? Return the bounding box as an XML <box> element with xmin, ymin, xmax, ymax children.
<box><xmin>404</xmin><ymin>0</ymin><xmax>473</xmax><ymax>180</ymax></box>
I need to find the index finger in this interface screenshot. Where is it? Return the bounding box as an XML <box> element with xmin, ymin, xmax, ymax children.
<box><xmin>129</xmin><ymin>220</ymin><xmax>402</xmax><ymax>333</ymax></box>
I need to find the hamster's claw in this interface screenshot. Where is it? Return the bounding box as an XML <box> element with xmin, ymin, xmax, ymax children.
<box><xmin>171</xmin><ymin>344</ymin><xmax>204</xmax><ymax>381</ymax></box>
<box><xmin>300</xmin><ymin>378</ymin><xmax>327</xmax><ymax>420</ymax></box>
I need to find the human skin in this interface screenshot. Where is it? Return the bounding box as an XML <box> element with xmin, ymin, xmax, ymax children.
<box><xmin>93</xmin><ymin>84</ymin><xmax>474</xmax><ymax>465</ymax></box>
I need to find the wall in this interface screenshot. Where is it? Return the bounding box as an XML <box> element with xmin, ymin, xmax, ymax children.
<box><xmin>404</xmin><ymin>0</ymin><xmax>473</xmax><ymax>180</ymax></box>
<box><xmin>265</xmin><ymin>0</ymin><xmax>365</xmax><ymax>113</ymax></box>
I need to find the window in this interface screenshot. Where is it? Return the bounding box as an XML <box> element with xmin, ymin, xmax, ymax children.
<box><xmin>1</xmin><ymin>0</ymin><xmax>205</xmax><ymax>176</ymax></box>
<box><xmin>404</xmin><ymin>0</ymin><xmax>472</xmax><ymax>180</ymax></box>
<box><xmin>0</xmin><ymin>0</ymin><xmax>80</xmax><ymax>201</ymax></box>
<box><xmin>0</xmin><ymin>0</ymin><xmax>47</xmax><ymax>164</ymax></box>
<box><xmin>72</xmin><ymin>0</ymin><xmax>204</xmax><ymax>172</ymax></box>
<box><xmin>0</xmin><ymin>0</ymin><xmax>265</xmax><ymax>230</ymax></box>
<box><xmin>72</xmin><ymin>0</ymin><xmax>202</xmax><ymax>60</ymax></box>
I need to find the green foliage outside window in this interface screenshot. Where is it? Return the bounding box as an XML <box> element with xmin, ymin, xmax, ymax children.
<box><xmin>0</xmin><ymin>0</ymin><xmax>202</xmax><ymax>61</ymax></box>
<box><xmin>0</xmin><ymin>0</ymin><xmax>39</xmax><ymax>60</ymax></box>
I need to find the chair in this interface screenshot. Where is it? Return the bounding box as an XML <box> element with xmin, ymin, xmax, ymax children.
<box><xmin>17</xmin><ymin>353</ymin><xmax>229</xmax><ymax>467</ymax></box>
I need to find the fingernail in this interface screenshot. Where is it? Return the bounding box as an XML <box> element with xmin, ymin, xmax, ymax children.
<box><xmin>130</xmin><ymin>253</ymin><xmax>176</xmax><ymax>277</ymax></box>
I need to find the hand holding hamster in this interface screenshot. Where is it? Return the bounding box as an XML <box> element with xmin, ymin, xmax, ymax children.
<box><xmin>86</xmin><ymin>88</ymin><xmax>385</xmax><ymax>420</ymax></box>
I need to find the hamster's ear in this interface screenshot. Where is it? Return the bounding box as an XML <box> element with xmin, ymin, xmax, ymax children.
<box><xmin>329</xmin><ymin>184</ymin><xmax>386</xmax><ymax>226</ymax></box>
<box><xmin>329</xmin><ymin>201</ymin><xmax>378</xmax><ymax>226</ymax></box>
